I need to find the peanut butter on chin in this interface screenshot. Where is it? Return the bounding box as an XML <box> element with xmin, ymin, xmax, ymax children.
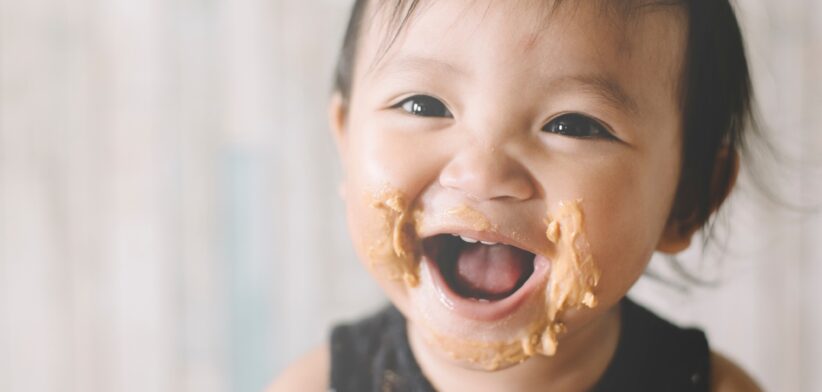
<box><xmin>365</xmin><ymin>189</ymin><xmax>601</xmax><ymax>371</ymax></box>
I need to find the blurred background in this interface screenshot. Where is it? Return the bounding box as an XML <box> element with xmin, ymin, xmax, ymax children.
<box><xmin>0</xmin><ymin>0</ymin><xmax>820</xmax><ymax>391</ymax></box>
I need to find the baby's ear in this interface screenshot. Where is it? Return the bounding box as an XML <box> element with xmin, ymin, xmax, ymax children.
<box><xmin>656</xmin><ymin>147</ymin><xmax>740</xmax><ymax>254</ymax></box>
<box><xmin>329</xmin><ymin>92</ymin><xmax>350</xmax><ymax>200</ymax></box>
<box><xmin>328</xmin><ymin>92</ymin><xmax>348</xmax><ymax>155</ymax></box>
<box><xmin>656</xmin><ymin>219</ymin><xmax>695</xmax><ymax>254</ymax></box>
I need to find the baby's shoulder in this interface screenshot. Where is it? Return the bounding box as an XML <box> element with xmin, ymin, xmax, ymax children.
<box><xmin>709</xmin><ymin>351</ymin><xmax>762</xmax><ymax>392</ymax></box>
<box><xmin>268</xmin><ymin>343</ymin><xmax>329</xmax><ymax>392</ymax></box>
<box><xmin>270</xmin><ymin>306</ymin><xmax>403</xmax><ymax>392</ymax></box>
<box><xmin>617</xmin><ymin>298</ymin><xmax>761</xmax><ymax>391</ymax></box>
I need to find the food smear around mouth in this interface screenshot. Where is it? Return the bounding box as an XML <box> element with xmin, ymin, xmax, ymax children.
<box><xmin>448</xmin><ymin>205</ymin><xmax>493</xmax><ymax>231</ymax></box>
<box><xmin>417</xmin><ymin>311</ymin><xmax>565</xmax><ymax>371</ymax></box>
<box><xmin>367</xmin><ymin>187</ymin><xmax>421</xmax><ymax>288</ymax></box>
<box><xmin>416</xmin><ymin>199</ymin><xmax>601</xmax><ymax>370</ymax></box>
<box><xmin>365</xmin><ymin>197</ymin><xmax>497</xmax><ymax>289</ymax></box>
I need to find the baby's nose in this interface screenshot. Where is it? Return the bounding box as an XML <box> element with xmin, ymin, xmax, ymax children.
<box><xmin>439</xmin><ymin>144</ymin><xmax>535</xmax><ymax>201</ymax></box>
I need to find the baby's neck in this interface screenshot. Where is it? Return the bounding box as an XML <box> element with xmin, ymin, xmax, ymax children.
<box><xmin>407</xmin><ymin>305</ymin><xmax>622</xmax><ymax>392</ymax></box>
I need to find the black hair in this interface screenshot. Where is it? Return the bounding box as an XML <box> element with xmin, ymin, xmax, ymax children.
<box><xmin>332</xmin><ymin>0</ymin><xmax>754</xmax><ymax>242</ymax></box>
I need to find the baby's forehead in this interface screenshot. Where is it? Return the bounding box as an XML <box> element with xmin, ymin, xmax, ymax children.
<box><xmin>359</xmin><ymin>0</ymin><xmax>687</xmax><ymax>66</ymax></box>
<box><xmin>361</xmin><ymin>0</ymin><xmax>685</xmax><ymax>52</ymax></box>
<box><xmin>356</xmin><ymin>0</ymin><xmax>688</xmax><ymax>108</ymax></box>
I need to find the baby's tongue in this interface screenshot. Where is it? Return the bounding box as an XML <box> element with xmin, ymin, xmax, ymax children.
<box><xmin>454</xmin><ymin>242</ymin><xmax>532</xmax><ymax>299</ymax></box>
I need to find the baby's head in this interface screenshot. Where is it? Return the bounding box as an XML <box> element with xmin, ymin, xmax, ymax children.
<box><xmin>328</xmin><ymin>0</ymin><xmax>750</xmax><ymax>371</ymax></box>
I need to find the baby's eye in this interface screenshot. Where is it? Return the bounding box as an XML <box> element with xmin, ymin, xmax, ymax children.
<box><xmin>393</xmin><ymin>95</ymin><xmax>453</xmax><ymax>118</ymax></box>
<box><xmin>542</xmin><ymin>113</ymin><xmax>614</xmax><ymax>140</ymax></box>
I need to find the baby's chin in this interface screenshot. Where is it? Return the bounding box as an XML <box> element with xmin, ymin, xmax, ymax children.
<box><xmin>408</xmin><ymin>317</ymin><xmax>536</xmax><ymax>372</ymax></box>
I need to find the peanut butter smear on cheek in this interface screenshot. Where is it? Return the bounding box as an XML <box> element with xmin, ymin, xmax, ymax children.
<box><xmin>537</xmin><ymin>199</ymin><xmax>602</xmax><ymax>356</ymax></box>
<box><xmin>365</xmin><ymin>192</ymin><xmax>493</xmax><ymax>288</ymax></box>
<box><xmin>418</xmin><ymin>200</ymin><xmax>602</xmax><ymax>371</ymax></box>
<box><xmin>544</xmin><ymin>200</ymin><xmax>601</xmax><ymax>319</ymax></box>
<box><xmin>366</xmin><ymin>188</ymin><xmax>422</xmax><ymax>288</ymax></box>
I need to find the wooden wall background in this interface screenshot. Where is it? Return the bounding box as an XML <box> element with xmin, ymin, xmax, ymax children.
<box><xmin>0</xmin><ymin>0</ymin><xmax>819</xmax><ymax>391</ymax></box>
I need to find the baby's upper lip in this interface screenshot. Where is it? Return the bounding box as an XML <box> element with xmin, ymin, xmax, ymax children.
<box><xmin>417</xmin><ymin>226</ymin><xmax>545</xmax><ymax>256</ymax></box>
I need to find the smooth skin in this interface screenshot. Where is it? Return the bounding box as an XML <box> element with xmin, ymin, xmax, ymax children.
<box><xmin>273</xmin><ymin>1</ymin><xmax>761</xmax><ymax>391</ymax></box>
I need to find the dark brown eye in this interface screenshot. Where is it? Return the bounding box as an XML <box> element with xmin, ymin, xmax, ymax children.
<box><xmin>394</xmin><ymin>95</ymin><xmax>453</xmax><ymax>118</ymax></box>
<box><xmin>542</xmin><ymin>113</ymin><xmax>614</xmax><ymax>139</ymax></box>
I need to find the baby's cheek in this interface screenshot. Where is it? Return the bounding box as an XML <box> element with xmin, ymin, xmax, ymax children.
<box><xmin>342</xmin><ymin>135</ymin><xmax>442</xmax><ymax>266</ymax></box>
<box><xmin>344</xmin><ymin>181</ymin><xmax>421</xmax><ymax>285</ymax></box>
<box><xmin>587</xmin><ymin>211</ymin><xmax>662</xmax><ymax>304</ymax></box>
<box><xmin>348</xmin><ymin>120</ymin><xmax>453</xmax><ymax>196</ymax></box>
<box><xmin>344</xmin><ymin>195</ymin><xmax>377</xmax><ymax>261</ymax></box>
<box><xmin>573</xmin><ymin>177</ymin><xmax>662</xmax><ymax>300</ymax></box>
<box><xmin>345</xmin><ymin>189</ymin><xmax>392</xmax><ymax>259</ymax></box>
<box><xmin>592</xmin><ymin>231</ymin><xmax>653</xmax><ymax>303</ymax></box>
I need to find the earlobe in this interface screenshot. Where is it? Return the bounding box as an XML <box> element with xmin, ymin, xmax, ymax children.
<box><xmin>328</xmin><ymin>92</ymin><xmax>348</xmax><ymax>154</ymax></box>
<box><xmin>710</xmin><ymin>147</ymin><xmax>740</xmax><ymax>213</ymax></box>
<box><xmin>655</xmin><ymin>147</ymin><xmax>740</xmax><ymax>254</ymax></box>
<box><xmin>329</xmin><ymin>92</ymin><xmax>350</xmax><ymax>196</ymax></box>
<box><xmin>656</xmin><ymin>221</ymin><xmax>694</xmax><ymax>254</ymax></box>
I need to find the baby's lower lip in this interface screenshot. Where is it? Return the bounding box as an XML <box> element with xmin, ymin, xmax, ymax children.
<box><xmin>422</xmin><ymin>251</ymin><xmax>550</xmax><ymax>322</ymax></box>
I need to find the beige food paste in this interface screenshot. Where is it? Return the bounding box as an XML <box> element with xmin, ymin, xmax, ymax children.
<box><xmin>447</xmin><ymin>204</ymin><xmax>493</xmax><ymax>232</ymax></box>
<box><xmin>367</xmin><ymin>189</ymin><xmax>601</xmax><ymax>370</ymax></box>
<box><xmin>367</xmin><ymin>188</ymin><xmax>421</xmax><ymax>288</ymax></box>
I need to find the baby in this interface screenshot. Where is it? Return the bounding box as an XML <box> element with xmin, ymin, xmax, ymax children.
<box><xmin>274</xmin><ymin>0</ymin><xmax>762</xmax><ymax>390</ymax></box>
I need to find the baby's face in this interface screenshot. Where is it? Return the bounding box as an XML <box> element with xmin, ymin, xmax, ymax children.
<box><xmin>333</xmin><ymin>0</ymin><xmax>688</xmax><ymax>369</ymax></box>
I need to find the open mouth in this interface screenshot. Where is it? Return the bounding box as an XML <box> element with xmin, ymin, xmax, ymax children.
<box><xmin>423</xmin><ymin>234</ymin><xmax>537</xmax><ymax>302</ymax></box>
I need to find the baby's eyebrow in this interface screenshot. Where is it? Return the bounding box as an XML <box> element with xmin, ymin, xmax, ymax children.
<box><xmin>546</xmin><ymin>74</ymin><xmax>640</xmax><ymax>116</ymax></box>
<box><xmin>370</xmin><ymin>54</ymin><xmax>466</xmax><ymax>79</ymax></box>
